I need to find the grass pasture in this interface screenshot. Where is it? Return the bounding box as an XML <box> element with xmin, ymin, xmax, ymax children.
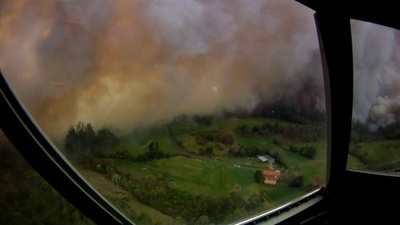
<box><xmin>145</xmin><ymin>116</ymin><xmax>327</xmax><ymax>191</ymax></box>
<box><xmin>118</xmin><ymin>156</ymin><xmax>255</xmax><ymax>196</ymax></box>
<box><xmin>116</xmin><ymin>126</ymin><xmax>180</xmax><ymax>156</ymax></box>
<box><xmin>346</xmin><ymin>154</ymin><xmax>367</xmax><ymax>170</ymax></box>
<box><xmin>358</xmin><ymin>140</ymin><xmax>400</xmax><ymax>164</ymax></box>
<box><xmin>266</xmin><ymin>186</ymin><xmax>306</xmax><ymax>205</ymax></box>
<box><xmin>359</xmin><ymin>141</ymin><xmax>395</xmax><ymax>163</ymax></box>
<box><xmin>85</xmin><ymin>116</ymin><xmax>330</xmax><ymax>224</ymax></box>
<box><xmin>236</xmin><ymin>136</ymin><xmax>275</xmax><ymax>149</ymax></box>
<box><xmin>347</xmin><ymin>139</ymin><xmax>400</xmax><ymax>171</ymax></box>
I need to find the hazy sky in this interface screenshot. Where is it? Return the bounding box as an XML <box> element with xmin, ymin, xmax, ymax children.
<box><xmin>0</xmin><ymin>0</ymin><xmax>398</xmax><ymax>138</ymax></box>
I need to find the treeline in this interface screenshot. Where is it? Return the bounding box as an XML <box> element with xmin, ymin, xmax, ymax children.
<box><xmin>228</xmin><ymin>145</ymin><xmax>286</xmax><ymax>167</ymax></box>
<box><xmin>288</xmin><ymin>145</ymin><xmax>317</xmax><ymax>159</ymax></box>
<box><xmin>228</xmin><ymin>143</ymin><xmax>316</xmax><ymax>168</ymax></box>
<box><xmin>195</xmin><ymin>131</ymin><xmax>235</xmax><ymax>146</ymax></box>
<box><xmin>235</xmin><ymin>121</ymin><xmax>325</xmax><ymax>142</ymax></box>
<box><xmin>175</xmin><ymin>114</ymin><xmax>326</xmax><ymax>142</ymax></box>
<box><xmin>64</xmin><ymin>122</ymin><xmax>119</xmax><ymax>157</ymax></box>
<box><xmin>252</xmin><ymin>102</ymin><xmax>326</xmax><ymax>124</ymax></box>
<box><xmin>352</xmin><ymin>121</ymin><xmax>400</xmax><ymax>143</ymax></box>
<box><xmin>195</xmin><ymin>130</ymin><xmax>235</xmax><ymax>156</ymax></box>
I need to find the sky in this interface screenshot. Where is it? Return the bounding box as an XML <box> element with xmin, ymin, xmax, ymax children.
<box><xmin>0</xmin><ymin>0</ymin><xmax>399</xmax><ymax>139</ymax></box>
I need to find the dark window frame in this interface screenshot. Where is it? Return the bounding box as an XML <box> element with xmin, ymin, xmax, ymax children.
<box><xmin>0</xmin><ymin>73</ymin><xmax>133</xmax><ymax>225</ymax></box>
<box><xmin>1</xmin><ymin>1</ymin><xmax>400</xmax><ymax>224</ymax></box>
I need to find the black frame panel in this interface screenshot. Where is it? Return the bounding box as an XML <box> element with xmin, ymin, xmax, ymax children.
<box><xmin>297</xmin><ymin>0</ymin><xmax>400</xmax><ymax>224</ymax></box>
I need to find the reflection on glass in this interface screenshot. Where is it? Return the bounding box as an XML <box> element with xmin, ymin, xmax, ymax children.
<box><xmin>0</xmin><ymin>130</ymin><xmax>95</xmax><ymax>225</ymax></box>
<box><xmin>0</xmin><ymin>0</ymin><xmax>326</xmax><ymax>224</ymax></box>
<box><xmin>350</xmin><ymin>19</ymin><xmax>400</xmax><ymax>174</ymax></box>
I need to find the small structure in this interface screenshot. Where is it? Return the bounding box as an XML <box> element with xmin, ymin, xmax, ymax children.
<box><xmin>257</xmin><ymin>155</ymin><xmax>275</xmax><ymax>164</ymax></box>
<box><xmin>263</xmin><ymin>170</ymin><xmax>281</xmax><ymax>185</ymax></box>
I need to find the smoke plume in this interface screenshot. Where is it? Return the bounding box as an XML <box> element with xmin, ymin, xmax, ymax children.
<box><xmin>351</xmin><ymin>20</ymin><xmax>400</xmax><ymax>130</ymax></box>
<box><xmin>1</xmin><ymin>0</ymin><xmax>326</xmax><ymax>139</ymax></box>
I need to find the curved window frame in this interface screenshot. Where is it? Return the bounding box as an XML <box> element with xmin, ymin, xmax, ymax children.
<box><xmin>297</xmin><ymin>1</ymin><xmax>400</xmax><ymax>224</ymax></box>
<box><xmin>0</xmin><ymin>72</ymin><xmax>133</xmax><ymax>225</ymax></box>
<box><xmin>299</xmin><ymin>0</ymin><xmax>400</xmax><ymax>187</ymax></box>
<box><xmin>1</xmin><ymin>1</ymin><xmax>400</xmax><ymax>224</ymax></box>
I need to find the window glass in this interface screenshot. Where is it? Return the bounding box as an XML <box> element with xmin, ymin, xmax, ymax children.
<box><xmin>0</xmin><ymin>0</ymin><xmax>325</xmax><ymax>224</ymax></box>
<box><xmin>350</xmin><ymin>19</ymin><xmax>400</xmax><ymax>174</ymax></box>
<box><xmin>0</xmin><ymin>129</ymin><xmax>95</xmax><ymax>225</ymax></box>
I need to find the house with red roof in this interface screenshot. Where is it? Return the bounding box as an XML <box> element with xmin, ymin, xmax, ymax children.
<box><xmin>263</xmin><ymin>170</ymin><xmax>281</xmax><ymax>185</ymax></box>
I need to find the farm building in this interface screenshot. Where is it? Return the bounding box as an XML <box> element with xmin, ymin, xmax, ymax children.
<box><xmin>257</xmin><ymin>155</ymin><xmax>275</xmax><ymax>164</ymax></box>
<box><xmin>263</xmin><ymin>170</ymin><xmax>281</xmax><ymax>185</ymax></box>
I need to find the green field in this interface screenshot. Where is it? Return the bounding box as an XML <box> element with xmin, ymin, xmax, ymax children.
<box><xmin>78</xmin><ymin>116</ymin><xmax>330</xmax><ymax>224</ymax></box>
<box><xmin>4</xmin><ymin>114</ymin><xmax>400</xmax><ymax>225</ymax></box>
<box><xmin>15</xmin><ymin>113</ymin><xmax>400</xmax><ymax>225</ymax></box>
<box><xmin>347</xmin><ymin>139</ymin><xmax>400</xmax><ymax>171</ymax></box>
<box><xmin>115</xmin><ymin>126</ymin><xmax>180</xmax><ymax>156</ymax></box>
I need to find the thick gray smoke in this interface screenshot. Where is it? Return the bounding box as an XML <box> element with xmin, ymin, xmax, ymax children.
<box><xmin>0</xmin><ymin>0</ymin><xmax>325</xmax><ymax>139</ymax></box>
<box><xmin>351</xmin><ymin>20</ymin><xmax>400</xmax><ymax>130</ymax></box>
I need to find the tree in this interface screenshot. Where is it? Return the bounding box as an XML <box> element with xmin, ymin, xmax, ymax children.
<box><xmin>254</xmin><ymin>170</ymin><xmax>264</xmax><ymax>183</ymax></box>
<box><xmin>193</xmin><ymin>115</ymin><xmax>213</xmax><ymax>126</ymax></box>
<box><xmin>149</xmin><ymin>141</ymin><xmax>159</xmax><ymax>151</ymax></box>
<box><xmin>148</xmin><ymin>141</ymin><xmax>161</xmax><ymax>160</ymax></box>
<box><xmin>65</xmin><ymin>122</ymin><xmax>95</xmax><ymax>154</ymax></box>
<box><xmin>235</xmin><ymin>125</ymin><xmax>249</xmax><ymax>135</ymax></box>
<box><xmin>64</xmin><ymin>122</ymin><xmax>120</xmax><ymax>157</ymax></box>
<box><xmin>65</xmin><ymin>126</ymin><xmax>78</xmax><ymax>153</ymax></box>
<box><xmin>216</xmin><ymin>131</ymin><xmax>235</xmax><ymax>145</ymax></box>
<box><xmin>199</xmin><ymin>147</ymin><xmax>214</xmax><ymax>156</ymax></box>
<box><xmin>289</xmin><ymin>175</ymin><xmax>304</xmax><ymax>188</ymax></box>
<box><xmin>303</xmin><ymin>146</ymin><xmax>317</xmax><ymax>159</ymax></box>
<box><xmin>246</xmin><ymin>194</ymin><xmax>263</xmax><ymax>212</ymax></box>
<box><xmin>95</xmin><ymin>128</ymin><xmax>120</xmax><ymax>153</ymax></box>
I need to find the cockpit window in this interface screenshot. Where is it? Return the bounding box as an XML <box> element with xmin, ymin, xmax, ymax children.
<box><xmin>0</xmin><ymin>0</ymin><xmax>326</xmax><ymax>224</ymax></box>
<box><xmin>349</xmin><ymin>19</ymin><xmax>400</xmax><ymax>174</ymax></box>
